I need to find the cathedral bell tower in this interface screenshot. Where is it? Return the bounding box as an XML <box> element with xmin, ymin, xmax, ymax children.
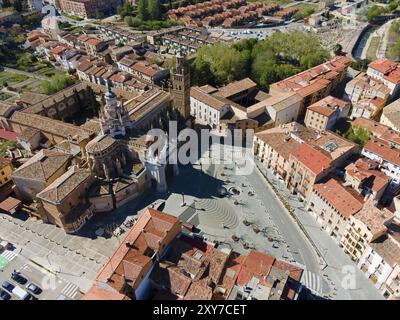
<box><xmin>171</xmin><ymin>50</ymin><xmax>191</xmax><ymax>122</ymax></box>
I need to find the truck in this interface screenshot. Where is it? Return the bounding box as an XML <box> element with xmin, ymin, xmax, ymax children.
<box><xmin>12</xmin><ymin>286</ymin><xmax>30</xmax><ymax>300</ymax></box>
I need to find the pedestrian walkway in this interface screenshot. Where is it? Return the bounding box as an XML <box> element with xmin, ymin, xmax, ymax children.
<box><xmin>302</xmin><ymin>270</ymin><xmax>323</xmax><ymax>297</ymax></box>
<box><xmin>0</xmin><ymin>250</ymin><xmax>18</xmax><ymax>263</ymax></box>
<box><xmin>61</xmin><ymin>282</ymin><xmax>79</xmax><ymax>299</ymax></box>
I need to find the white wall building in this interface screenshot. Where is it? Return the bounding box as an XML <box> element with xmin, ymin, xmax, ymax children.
<box><xmin>190</xmin><ymin>86</ymin><xmax>231</xmax><ymax>130</ymax></box>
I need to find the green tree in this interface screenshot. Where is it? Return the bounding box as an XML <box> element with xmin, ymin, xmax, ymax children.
<box><xmin>117</xmin><ymin>0</ymin><xmax>135</xmax><ymax>18</ymax></box>
<box><xmin>366</xmin><ymin>5</ymin><xmax>385</xmax><ymax>22</ymax></box>
<box><xmin>148</xmin><ymin>0</ymin><xmax>161</xmax><ymax>20</ymax></box>
<box><xmin>344</xmin><ymin>126</ymin><xmax>371</xmax><ymax>148</ymax></box>
<box><xmin>333</xmin><ymin>43</ymin><xmax>343</xmax><ymax>56</ymax></box>
<box><xmin>95</xmin><ymin>9</ymin><xmax>104</xmax><ymax>19</ymax></box>
<box><xmin>388</xmin><ymin>40</ymin><xmax>400</xmax><ymax>61</ymax></box>
<box><xmin>40</xmin><ymin>74</ymin><xmax>76</xmax><ymax>95</ymax></box>
<box><xmin>137</xmin><ymin>0</ymin><xmax>149</xmax><ymax>20</ymax></box>
<box><xmin>389</xmin><ymin>0</ymin><xmax>398</xmax><ymax>12</ymax></box>
<box><xmin>192</xmin><ymin>43</ymin><xmax>248</xmax><ymax>86</ymax></box>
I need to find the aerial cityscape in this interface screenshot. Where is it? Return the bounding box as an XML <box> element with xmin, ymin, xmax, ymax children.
<box><xmin>0</xmin><ymin>0</ymin><xmax>400</xmax><ymax>303</ymax></box>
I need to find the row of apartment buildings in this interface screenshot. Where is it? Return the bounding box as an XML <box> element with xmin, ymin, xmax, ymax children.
<box><xmin>253</xmin><ymin>121</ymin><xmax>400</xmax><ymax>299</ymax></box>
<box><xmin>168</xmin><ymin>0</ymin><xmax>280</xmax><ymax>28</ymax></box>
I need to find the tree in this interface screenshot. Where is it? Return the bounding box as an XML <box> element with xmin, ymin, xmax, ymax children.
<box><xmin>333</xmin><ymin>44</ymin><xmax>343</xmax><ymax>56</ymax></box>
<box><xmin>344</xmin><ymin>126</ymin><xmax>371</xmax><ymax>148</ymax></box>
<box><xmin>117</xmin><ymin>0</ymin><xmax>135</xmax><ymax>18</ymax></box>
<box><xmin>191</xmin><ymin>30</ymin><xmax>328</xmax><ymax>90</ymax></box>
<box><xmin>192</xmin><ymin>43</ymin><xmax>248</xmax><ymax>86</ymax></box>
<box><xmin>148</xmin><ymin>0</ymin><xmax>161</xmax><ymax>20</ymax></box>
<box><xmin>366</xmin><ymin>5</ymin><xmax>385</xmax><ymax>22</ymax></box>
<box><xmin>95</xmin><ymin>9</ymin><xmax>104</xmax><ymax>19</ymax></box>
<box><xmin>389</xmin><ymin>0</ymin><xmax>398</xmax><ymax>12</ymax></box>
<box><xmin>137</xmin><ymin>0</ymin><xmax>149</xmax><ymax>20</ymax></box>
<box><xmin>388</xmin><ymin>40</ymin><xmax>400</xmax><ymax>61</ymax></box>
<box><xmin>40</xmin><ymin>74</ymin><xmax>76</xmax><ymax>95</ymax></box>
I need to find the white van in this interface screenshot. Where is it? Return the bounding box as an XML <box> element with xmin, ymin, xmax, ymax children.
<box><xmin>12</xmin><ymin>286</ymin><xmax>30</xmax><ymax>300</ymax></box>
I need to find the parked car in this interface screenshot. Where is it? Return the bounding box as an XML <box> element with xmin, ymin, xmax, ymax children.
<box><xmin>26</xmin><ymin>283</ymin><xmax>42</xmax><ymax>295</ymax></box>
<box><xmin>2</xmin><ymin>281</ymin><xmax>15</xmax><ymax>293</ymax></box>
<box><xmin>11</xmin><ymin>272</ymin><xmax>28</xmax><ymax>285</ymax></box>
<box><xmin>12</xmin><ymin>286</ymin><xmax>30</xmax><ymax>300</ymax></box>
<box><xmin>0</xmin><ymin>289</ymin><xmax>11</xmax><ymax>300</ymax></box>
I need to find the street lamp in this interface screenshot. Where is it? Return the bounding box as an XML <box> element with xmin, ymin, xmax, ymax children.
<box><xmin>181</xmin><ymin>192</ymin><xmax>186</xmax><ymax>207</ymax></box>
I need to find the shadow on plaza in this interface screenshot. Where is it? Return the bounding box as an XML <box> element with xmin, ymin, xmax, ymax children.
<box><xmin>75</xmin><ymin>160</ymin><xmax>227</xmax><ymax>240</ymax></box>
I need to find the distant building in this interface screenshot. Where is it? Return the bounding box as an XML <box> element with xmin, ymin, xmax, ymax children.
<box><xmin>59</xmin><ymin>0</ymin><xmax>122</xmax><ymax>19</ymax></box>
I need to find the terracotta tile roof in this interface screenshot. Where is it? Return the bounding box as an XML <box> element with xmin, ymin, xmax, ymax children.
<box><xmin>185</xmin><ymin>279</ymin><xmax>213</xmax><ymax>300</ymax></box>
<box><xmin>132</xmin><ymin>61</ymin><xmax>161</xmax><ymax>78</ymax></box>
<box><xmin>313</xmin><ymin>178</ymin><xmax>363</xmax><ymax>218</ymax></box>
<box><xmin>151</xmin><ymin>264</ymin><xmax>192</xmax><ymax>297</ymax></box>
<box><xmin>290</xmin><ymin>143</ymin><xmax>333</xmax><ymax>175</ymax></box>
<box><xmin>368</xmin><ymin>58</ymin><xmax>398</xmax><ymax>75</ymax></box>
<box><xmin>352</xmin><ymin>117</ymin><xmax>390</xmax><ymax>137</ymax></box>
<box><xmin>191</xmin><ymin>86</ymin><xmax>227</xmax><ymax>111</ymax></box>
<box><xmin>364</xmin><ymin>138</ymin><xmax>400</xmax><ymax>167</ymax></box>
<box><xmin>11</xmin><ymin>149</ymin><xmax>70</xmax><ymax>183</ymax></box>
<box><xmin>0</xmin><ymin>102</ymin><xmax>17</xmax><ymax>117</ymax></box>
<box><xmin>82</xmin><ymin>284</ymin><xmax>129</xmax><ymax>300</ymax></box>
<box><xmin>354</xmin><ymin>199</ymin><xmax>393</xmax><ymax>236</ymax></box>
<box><xmin>37</xmin><ymin>166</ymin><xmax>92</xmax><ymax>204</ymax></box>
<box><xmin>85</xmin><ymin>37</ymin><xmax>103</xmax><ymax>47</ymax></box>
<box><xmin>272</xmin><ymin>56</ymin><xmax>351</xmax><ymax>96</ymax></box>
<box><xmin>382</xmin><ymin>99</ymin><xmax>400</xmax><ymax>127</ymax></box>
<box><xmin>85</xmin><ymin>134</ymin><xmax>118</xmax><ymax>154</ymax></box>
<box><xmin>255</xmin><ymin>131</ymin><xmax>301</xmax><ymax>161</ymax></box>
<box><xmin>370</xmin><ymin>235</ymin><xmax>400</xmax><ymax>266</ymax></box>
<box><xmin>236</xmin><ymin>250</ymin><xmax>275</xmax><ymax>287</ymax></box>
<box><xmin>307</xmin><ymin>95</ymin><xmax>349</xmax><ymax>117</ymax></box>
<box><xmin>345</xmin><ymin>158</ymin><xmax>389</xmax><ymax>192</ymax></box>
<box><xmin>96</xmin><ymin>208</ymin><xmax>180</xmax><ymax>292</ymax></box>
<box><xmin>216</xmin><ymin>78</ymin><xmax>257</xmax><ymax>99</ymax></box>
<box><xmin>0</xmin><ymin>197</ymin><xmax>21</xmax><ymax>213</ymax></box>
<box><xmin>0</xmin><ymin>157</ymin><xmax>11</xmax><ymax>168</ymax></box>
<box><xmin>10</xmin><ymin>112</ymin><xmax>92</xmax><ymax>143</ymax></box>
<box><xmin>50</xmin><ymin>45</ymin><xmax>67</xmax><ymax>56</ymax></box>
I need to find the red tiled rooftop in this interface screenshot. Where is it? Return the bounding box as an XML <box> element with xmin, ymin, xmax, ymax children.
<box><xmin>364</xmin><ymin>138</ymin><xmax>400</xmax><ymax>167</ymax></box>
<box><xmin>290</xmin><ymin>143</ymin><xmax>332</xmax><ymax>175</ymax></box>
<box><xmin>368</xmin><ymin>58</ymin><xmax>398</xmax><ymax>75</ymax></box>
<box><xmin>313</xmin><ymin>178</ymin><xmax>363</xmax><ymax>218</ymax></box>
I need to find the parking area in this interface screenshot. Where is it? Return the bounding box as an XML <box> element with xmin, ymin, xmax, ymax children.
<box><xmin>0</xmin><ymin>243</ymin><xmax>83</xmax><ymax>300</ymax></box>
